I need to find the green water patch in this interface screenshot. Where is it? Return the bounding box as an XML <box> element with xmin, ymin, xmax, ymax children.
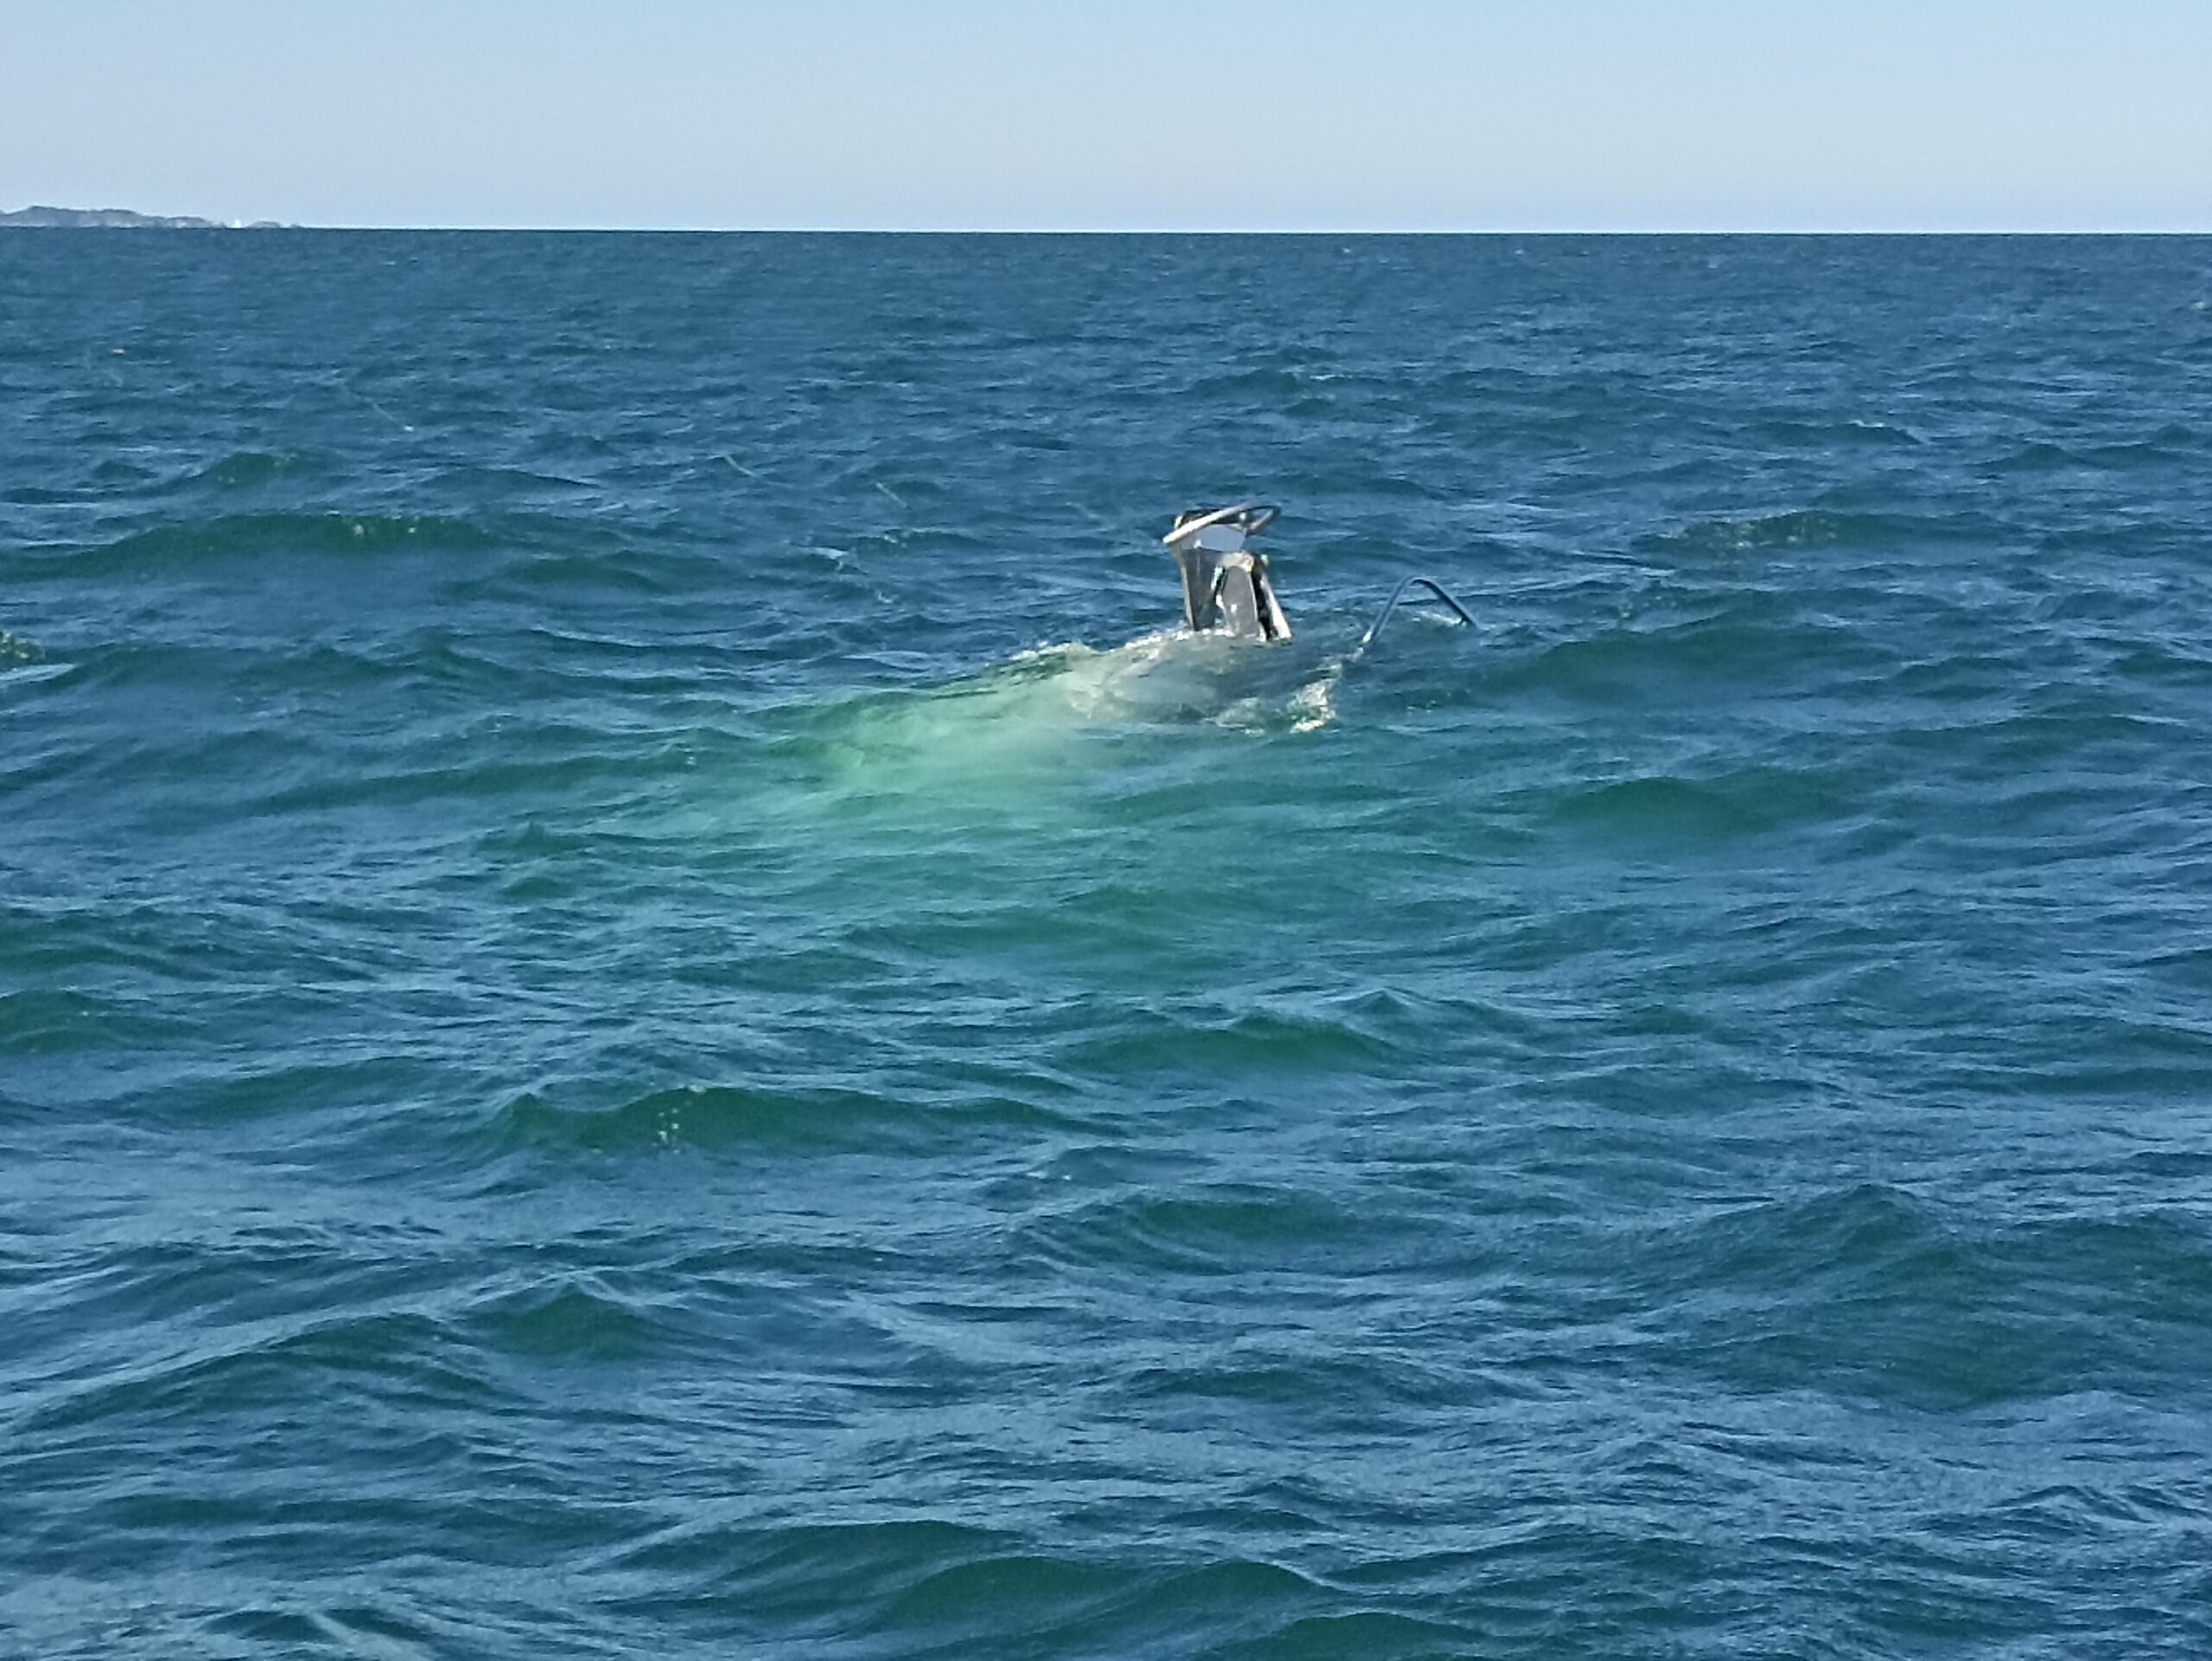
<box><xmin>774</xmin><ymin>634</ymin><xmax>1243</xmax><ymax>794</ymax></box>
<box><xmin>669</xmin><ymin>632</ymin><xmax>1359</xmax><ymax>913</ymax></box>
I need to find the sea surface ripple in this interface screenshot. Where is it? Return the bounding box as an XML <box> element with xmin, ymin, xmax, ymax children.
<box><xmin>4</xmin><ymin>232</ymin><xmax>2212</xmax><ymax>1658</ymax></box>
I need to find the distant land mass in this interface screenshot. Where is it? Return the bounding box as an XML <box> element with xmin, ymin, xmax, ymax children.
<box><xmin>1</xmin><ymin>205</ymin><xmax>291</xmax><ymax>228</ymax></box>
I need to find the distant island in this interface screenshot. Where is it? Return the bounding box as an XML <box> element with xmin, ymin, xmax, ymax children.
<box><xmin>1</xmin><ymin>205</ymin><xmax>292</xmax><ymax>229</ymax></box>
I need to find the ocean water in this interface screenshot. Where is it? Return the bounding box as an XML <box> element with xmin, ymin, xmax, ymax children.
<box><xmin>3</xmin><ymin>231</ymin><xmax>2210</xmax><ymax>1658</ymax></box>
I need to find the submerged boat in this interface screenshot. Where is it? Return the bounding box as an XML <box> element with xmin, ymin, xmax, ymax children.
<box><xmin>1164</xmin><ymin>503</ymin><xmax>1294</xmax><ymax>642</ymax></box>
<box><xmin>1164</xmin><ymin>502</ymin><xmax>1474</xmax><ymax>648</ymax></box>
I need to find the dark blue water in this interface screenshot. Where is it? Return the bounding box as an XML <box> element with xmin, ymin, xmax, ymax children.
<box><xmin>4</xmin><ymin>232</ymin><xmax>2211</xmax><ymax>1658</ymax></box>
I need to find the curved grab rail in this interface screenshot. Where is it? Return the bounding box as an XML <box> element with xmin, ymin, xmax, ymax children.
<box><xmin>1164</xmin><ymin>502</ymin><xmax>1280</xmax><ymax>545</ymax></box>
<box><xmin>1359</xmin><ymin>575</ymin><xmax>1475</xmax><ymax>650</ymax></box>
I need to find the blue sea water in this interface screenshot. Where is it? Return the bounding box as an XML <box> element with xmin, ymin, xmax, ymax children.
<box><xmin>3</xmin><ymin>231</ymin><xmax>2211</xmax><ymax>1658</ymax></box>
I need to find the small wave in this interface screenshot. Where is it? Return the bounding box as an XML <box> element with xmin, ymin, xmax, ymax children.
<box><xmin>455</xmin><ymin>547</ymin><xmax>681</xmax><ymax>599</ymax></box>
<box><xmin>28</xmin><ymin>638</ymin><xmax>404</xmax><ymax>708</ymax></box>
<box><xmin>20</xmin><ymin>1306</ymin><xmax>479</xmax><ymax>1437</ymax></box>
<box><xmin>1541</xmin><ymin>765</ymin><xmax>1853</xmax><ymax>848</ymax></box>
<box><xmin>1189</xmin><ymin>366</ymin><xmax>1320</xmax><ymax>398</ymax></box>
<box><xmin>1057</xmin><ymin>1004</ymin><xmax>1398</xmax><ymax>1078</ymax></box>
<box><xmin>879</xmin><ymin>1552</ymin><xmax>1128</xmax><ymax>1632</ymax></box>
<box><xmin>610</xmin><ymin>1520</ymin><xmax>1358</xmax><ymax>1656</ymax></box>
<box><xmin>1022</xmin><ymin>1184</ymin><xmax>1368</xmax><ymax>1276</ymax></box>
<box><xmin>486</xmin><ymin>1082</ymin><xmax>1068</xmax><ymax>1158</ymax></box>
<box><xmin>0</xmin><ymin>659</ymin><xmax>67</xmax><ymax>689</ymax></box>
<box><xmin>1640</xmin><ymin>507</ymin><xmax>1910</xmax><ymax>557</ymax></box>
<box><xmin>1497</xmin><ymin>603</ymin><xmax>1878</xmax><ymax>705</ymax></box>
<box><xmin>468</xmin><ymin>1277</ymin><xmax>660</xmax><ymax>1363</ymax></box>
<box><xmin>1627</xmin><ymin>1185</ymin><xmax>2212</xmax><ymax>1410</ymax></box>
<box><xmin>58</xmin><ymin>511</ymin><xmax>501</xmax><ymax>577</ymax></box>
<box><xmin>1987</xmin><ymin>431</ymin><xmax>2198</xmax><ymax>475</ymax></box>
<box><xmin>1747</xmin><ymin>416</ymin><xmax>1927</xmax><ymax>450</ymax></box>
<box><xmin>609</xmin><ymin>1515</ymin><xmax>1014</xmax><ymax>1604</ymax></box>
<box><xmin>178</xmin><ymin>449</ymin><xmax>315</xmax><ymax>492</ymax></box>
<box><xmin>0</xmin><ymin>987</ymin><xmax>128</xmax><ymax>1057</ymax></box>
<box><xmin>203</xmin><ymin>1603</ymin><xmax>442</xmax><ymax>1655</ymax></box>
<box><xmin>255</xmin><ymin>745</ymin><xmax>646</xmax><ymax>817</ymax></box>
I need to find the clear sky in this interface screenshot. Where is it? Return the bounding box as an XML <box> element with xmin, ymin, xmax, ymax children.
<box><xmin>5</xmin><ymin>0</ymin><xmax>2209</xmax><ymax>231</ymax></box>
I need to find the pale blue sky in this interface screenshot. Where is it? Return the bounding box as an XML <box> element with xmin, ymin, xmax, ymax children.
<box><xmin>5</xmin><ymin>0</ymin><xmax>2209</xmax><ymax>230</ymax></box>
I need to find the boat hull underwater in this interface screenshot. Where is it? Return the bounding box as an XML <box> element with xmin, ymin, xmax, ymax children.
<box><xmin>743</xmin><ymin>504</ymin><xmax>1481</xmax><ymax>829</ymax></box>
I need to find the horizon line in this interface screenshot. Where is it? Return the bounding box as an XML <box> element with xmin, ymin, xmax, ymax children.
<box><xmin>11</xmin><ymin>220</ymin><xmax>2211</xmax><ymax>237</ymax></box>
